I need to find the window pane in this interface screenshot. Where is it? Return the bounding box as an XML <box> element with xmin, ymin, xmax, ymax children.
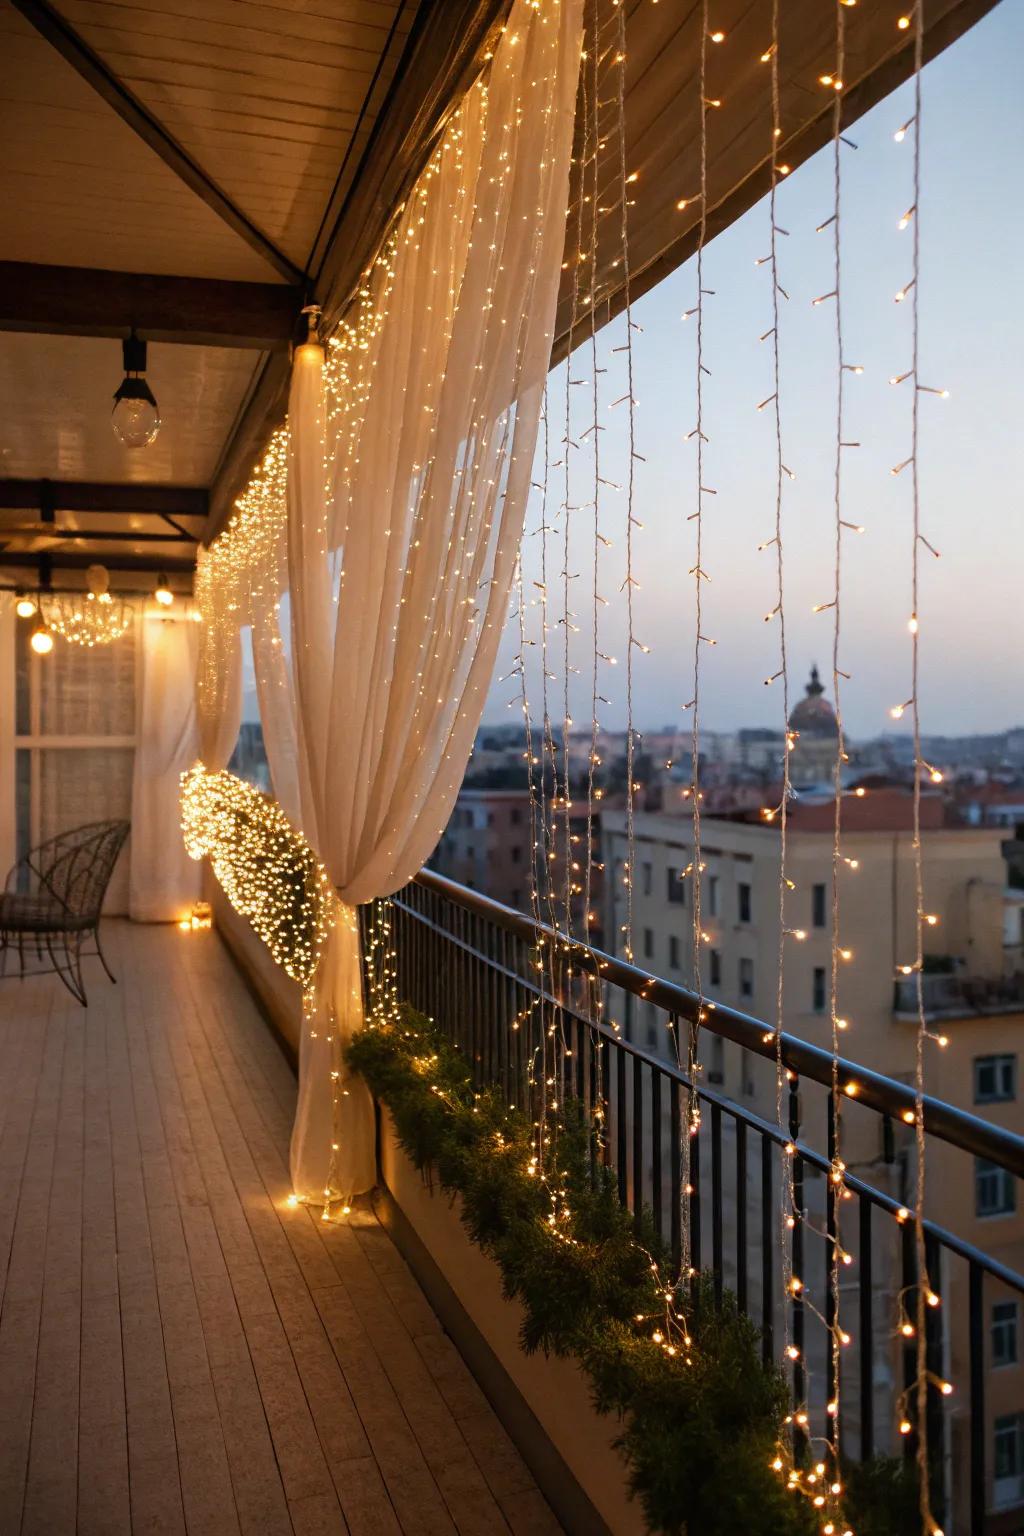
<box><xmin>37</xmin><ymin>746</ymin><xmax>134</xmax><ymax>913</ymax></box>
<box><xmin>38</xmin><ymin>621</ymin><xmax>136</xmax><ymax>736</ymax></box>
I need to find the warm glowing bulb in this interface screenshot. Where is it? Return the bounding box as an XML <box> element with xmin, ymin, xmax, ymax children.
<box><xmin>710</xmin><ymin>29</ymin><xmax>725</xmax><ymax>42</ymax></box>
<box><xmin>30</xmin><ymin>623</ymin><xmax>53</xmax><ymax>655</ymax></box>
<box><xmin>15</xmin><ymin>593</ymin><xmax>36</xmax><ymax>619</ymax></box>
<box><xmin>897</xmin><ymin>13</ymin><xmax>911</xmax><ymax>26</ymax></box>
<box><xmin>154</xmin><ymin>573</ymin><xmax>174</xmax><ymax>607</ymax></box>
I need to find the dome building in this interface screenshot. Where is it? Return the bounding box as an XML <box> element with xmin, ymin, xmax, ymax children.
<box><xmin>789</xmin><ymin>665</ymin><xmax>841</xmax><ymax>784</ymax></box>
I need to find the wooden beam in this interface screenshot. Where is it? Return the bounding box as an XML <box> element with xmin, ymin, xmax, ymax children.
<box><xmin>0</xmin><ymin>263</ymin><xmax>302</xmax><ymax>350</ymax></box>
<box><xmin>0</xmin><ymin>550</ymin><xmax>195</xmax><ymax>574</ymax></box>
<box><xmin>0</xmin><ymin>527</ymin><xmax>196</xmax><ymax>544</ymax></box>
<box><xmin>0</xmin><ymin>480</ymin><xmax>208</xmax><ymax>517</ymax></box>
<box><xmin>10</xmin><ymin>0</ymin><xmax>305</xmax><ymax>286</ymax></box>
<box><xmin>314</xmin><ymin>0</ymin><xmax>511</xmax><ymax>326</ymax></box>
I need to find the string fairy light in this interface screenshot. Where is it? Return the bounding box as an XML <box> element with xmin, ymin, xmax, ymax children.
<box><xmin>894</xmin><ymin>3</ymin><xmax>944</xmax><ymax>1527</ymax></box>
<box><xmin>180</xmin><ymin>766</ymin><xmax>335</xmax><ymax>986</ymax></box>
<box><xmin>756</xmin><ymin>0</ymin><xmax>805</xmax><ymax>1495</ymax></box>
<box><xmin>678</xmin><ymin>0</ymin><xmax>713</xmax><ymax>1296</ymax></box>
<box><xmin>824</xmin><ymin>2</ymin><xmax>849</xmax><ymax>1503</ymax></box>
<box><xmin>40</xmin><ymin>564</ymin><xmax>134</xmax><ymax>647</ymax></box>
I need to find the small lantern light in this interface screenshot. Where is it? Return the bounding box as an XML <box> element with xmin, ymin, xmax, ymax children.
<box><xmin>112</xmin><ymin>330</ymin><xmax>161</xmax><ymax>448</ymax></box>
<box><xmin>30</xmin><ymin>620</ymin><xmax>53</xmax><ymax>655</ymax></box>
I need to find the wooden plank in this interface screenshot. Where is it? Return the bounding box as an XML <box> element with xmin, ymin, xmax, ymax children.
<box><xmin>103</xmin><ymin>943</ymin><xmax>188</xmax><ymax>1536</ymax></box>
<box><xmin>0</xmin><ymin>263</ymin><xmax>301</xmax><ymax>350</ymax></box>
<box><xmin>0</xmin><ymin>922</ymin><xmax>560</xmax><ymax>1536</ymax></box>
<box><xmin>0</xmin><ymin>480</ymin><xmax>209</xmax><ymax>517</ymax></box>
<box><xmin>10</xmin><ymin>0</ymin><xmax>304</xmax><ymax>284</ymax></box>
<box><xmin>21</xmin><ymin>990</ymin><xmax>85</xmax><ymax>1535</ymax></box>
<box><xmin>77</xmin><ymin>1004</ymin><xmax>130</xmax><ymax>1536</ymax></box>
<box><xmin>175</xmin><ymin>936</ymin><xmax>513</xmax><ymax>1536</ymax></box>
<box><xmin>0</xmin><ymin>987</ymin><xmax>63</xmax><ymax>1526</ymax></box>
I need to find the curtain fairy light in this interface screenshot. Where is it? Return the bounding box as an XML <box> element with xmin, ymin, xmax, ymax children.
<box><xmin>757</xmin><ymin>0</ymin><xmax>804</xmax><ymax>1495</ymax></box>
<box><xmin>192</xmin><ymin>0</ymin><xmax>585</xmax><ymax>1211</ymax></box>
<box><xmin>825</xmin><ymin>0</ymin><xmax>849</xmax><ymax>1505</ymax></box>
<box><xmin>678</xmin><ymin>0</ymin><xmax>713</xmax><ymax>1296</ymax></box>
<box><xmin>895</xmin><ymin>2</ymin><xmax>948</xmax><ymax>1527</ymax></box>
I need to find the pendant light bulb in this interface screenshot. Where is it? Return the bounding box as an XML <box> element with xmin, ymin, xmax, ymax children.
<box><xmin>154</xmin><ymin>572</ymin><xmax>174</xmax><ymax>607</ymax></box>
<box><xmin>112</xmin><ymin>330</ymin><xmax>160</xmax><ymax>448</ymax></box>
<box><xmin>14</xmin><ymin>590</ymin><xmax>36</xmax><ymax>619</ymax></box>
<box><xmin>30</xmin><ymin>621</ymin><xmax>53</xmax><ymax>655</ymax></box>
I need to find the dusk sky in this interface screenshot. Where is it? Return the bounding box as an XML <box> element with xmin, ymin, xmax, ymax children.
<box><xmin>483</xmin><ymin>0</ymin><xmax>1024</xmax><ymax>742</ymax></box>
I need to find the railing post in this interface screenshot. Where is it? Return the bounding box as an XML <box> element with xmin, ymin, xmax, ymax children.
<box><xmin>969</xmin><ymin>1261</ymin><xmax>985</xmax><ymax>1536</ymax></box>
<box><xmin>789</xmin><ymin>1074</ymin><xmax>806</xmax><ymax>1464</ymax></box>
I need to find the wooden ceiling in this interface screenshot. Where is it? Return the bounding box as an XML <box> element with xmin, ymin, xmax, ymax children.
<box><xmin>0</xmin><ymin>0</ymin><xmax>506</xmax><ymax>583</ymax></box>
<box><xmin>0</xmin><ymin>0</ymin><xmax>997</xmax><ymax>588</ymax></box>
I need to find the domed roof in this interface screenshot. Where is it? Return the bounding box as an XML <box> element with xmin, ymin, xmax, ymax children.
<box><xmin>789</xmin><ymin>665</ymin><xmax>839</xmax><ymax>737</ymax></box>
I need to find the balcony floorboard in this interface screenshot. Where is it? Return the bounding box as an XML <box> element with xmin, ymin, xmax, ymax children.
<box><xmin>0</xmin><ymin>920</ymin><xmax>562</xmax><ymax>1536</ymax></box>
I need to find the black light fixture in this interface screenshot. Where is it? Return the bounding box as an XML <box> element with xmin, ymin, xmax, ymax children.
<box><xmin>154</xmin><ymin>572</ymin><xmax>174</xmax><ymax>607</ymax></box>
<box><xmin>112</xmin><ymin>329</ymin><xmax>161</xmax><ymax>448</ymax></box>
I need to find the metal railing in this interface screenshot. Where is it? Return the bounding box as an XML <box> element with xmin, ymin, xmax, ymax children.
<box><xmin>894</xmin><ymin>969</ymin><xmax>1024</xmax><ymax>1019</ymax></box>
<box><xmin>380</xmin><ymin>869</ymin><xmax>1024</xmax><ymax>1536</ymax></box>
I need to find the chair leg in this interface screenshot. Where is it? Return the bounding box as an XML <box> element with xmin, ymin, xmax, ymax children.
<box><xmin>45</xmin><ymin>932</ymin><xmax>87</xmax><ymax>1006</ymax></box>
<box><xmin>94</xmin><ymin>925</ymin><xmax>117</xmax><ymax>985</ymax></box>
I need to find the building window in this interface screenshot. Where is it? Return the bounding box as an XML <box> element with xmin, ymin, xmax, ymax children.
<box><xmin>975</xmin><ymin>1054</ymin><xmax>1016</xmax><ymax>1104</ymax></box>
<box><xmin>738</xmin><ymin>882</ymin><xmax>752</xmax><ymax>924</ymax></box>
<box><xmin>667</xmin><ymin>869</ymin><xmax>686</xmax><ymax>905</ymax></box>
<box><xmin>976</xmin><ymin>1158</ymin><xmax>1017</xmax><ymax>1218</ymax></box>
<box><xmin>812</xmin><ymin>967</ymin><xmax>827</xmax><ymax>1014</ymax></box>
<box><xmin>511</xmin><ymin>845</ymin><xmax>522</xmax><ymax>863</ymax></box>
<box><xmin>993</xmin><ymin>1301</ymin><xmax>1019</xmax><ymax>1368</ymax></box>
<box><xmin>707</xmin><ymin>874</ymin><xmax>719</xmax><ymax>916</ymax></box>
<box><xmin>710</xmin><ymin>949</ymin><xmax>722</xmax><ymax>987</ymax></box>
<box><xmin>510</xmin><ymin>807</ymin><xmax>522</xmax><ymax>825</ymax></box>
<box><xmin>643</xmin><ymin>927</ymin><xmax>655</xmax><ymax>960</ymax></box>
<box><xmin>642</xmin><ymin>861</ymin><xmax>653</xmax><ymax>896</ymax></box>
<box><xmin>739</xmin><ymin>957</ymin><xmax>754</xmax><ymax>999</ymax></box>
<box><xmin>812</xmin><ymin>883</ymin><xmax>827</xmax><ymax>929</ymax></box>
<box><xmin>994</xmin><ymin>1414</ymin><xmax>1024</xmax><ymax>1509</ymax></box>
<box><xmin>669</xmin><ymin>935</ymin><xmax>681</xmax><ymax>970</ymax></box>
<box><xmin>708</xmin><ymin>1035</ymin><xmax>724</xmax><ymax>1084</ymax></box>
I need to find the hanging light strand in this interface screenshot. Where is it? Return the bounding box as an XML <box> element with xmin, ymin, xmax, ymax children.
<box><xmin>680</xmin><ymin>0</ymin><xmax>712</xmax><ymax>1289</ymax></box>
<box><xmin>826</xmin><ymin>0</ymin><xmax>849</xmax><ymax>1496</ymax></box>
<box><xmin>764</xmin><ymin>0</ymin><xmax>800</xmax><ymax>1419</ymax></box>
<box><xmin>907</xmin><ymin>6</ymin><xmax>939</xmax><ymax>1528</ymax></box>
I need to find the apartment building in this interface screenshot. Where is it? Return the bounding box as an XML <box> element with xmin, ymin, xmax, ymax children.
<box><xmin>603</xmin><ymin>792</ymin><xmax>1024</xmax><ymax>1528</ymax></box>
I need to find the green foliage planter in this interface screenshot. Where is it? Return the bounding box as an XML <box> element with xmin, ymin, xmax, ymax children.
<box><xmin>347</xmin><ymin>1010</ymin><xmax>815</xmax><ymax>1536</ymax></box>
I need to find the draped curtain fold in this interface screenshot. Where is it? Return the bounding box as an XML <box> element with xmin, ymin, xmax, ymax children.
<box><xmin>198</xmin><ymin>0</ymin><xmax>583</xmax><ymax>1204</ymax></box>
<box><xmin>131</xmin><ymin>611</ymin><xmax>202</xmax><ymax>922</ymax></box>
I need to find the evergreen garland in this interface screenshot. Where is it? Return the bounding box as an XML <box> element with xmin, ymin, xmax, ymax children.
<box><xmin>348</xmin><ymin>1010</ymin><xmax>816</xmax><ymax>1536</ymax></box>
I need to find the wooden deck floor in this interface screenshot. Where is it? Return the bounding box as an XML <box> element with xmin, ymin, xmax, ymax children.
<box><xmin>0</xmin><ymin>921</ymin><xmax>562</xmax><ymax>1536</ymax></box>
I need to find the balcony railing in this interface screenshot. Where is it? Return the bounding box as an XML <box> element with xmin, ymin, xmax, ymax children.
<box><xmin>377</xmin><ymin>869</ymin><xmax>1024</xmax><ymax>1536</ymax></box>
<box><xmin>894</xmin><ymin>969</ymin><xmax>1024</xmax><ymax>1019</ymax></box>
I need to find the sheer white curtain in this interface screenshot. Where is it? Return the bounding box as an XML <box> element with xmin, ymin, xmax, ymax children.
<box><xmin>203</xmin><ymin>0</ymin><xmax>583</xmax><ymax>1204</ymax></box>
<box><xmin>195</xmin><ymin>587</ymin><xmax>243</xmax><ymax>771</ymax></box>
<box><xmin>131</xmin><ymin>610</ymin><xmax>202</xmax><ymax>921</ymax></box>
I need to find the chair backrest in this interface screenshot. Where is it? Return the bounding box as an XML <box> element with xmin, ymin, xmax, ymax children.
<box><xmin>28</xmin><ymin>820</ymin><xmax>130</xmax><ymax>922</ymax></box>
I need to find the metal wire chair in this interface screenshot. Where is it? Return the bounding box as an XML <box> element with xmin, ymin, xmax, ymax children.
<box><xmin>0</xmin><ymin>819</ymin><xmax>130</xmax><ymax>1005</ymax></box>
